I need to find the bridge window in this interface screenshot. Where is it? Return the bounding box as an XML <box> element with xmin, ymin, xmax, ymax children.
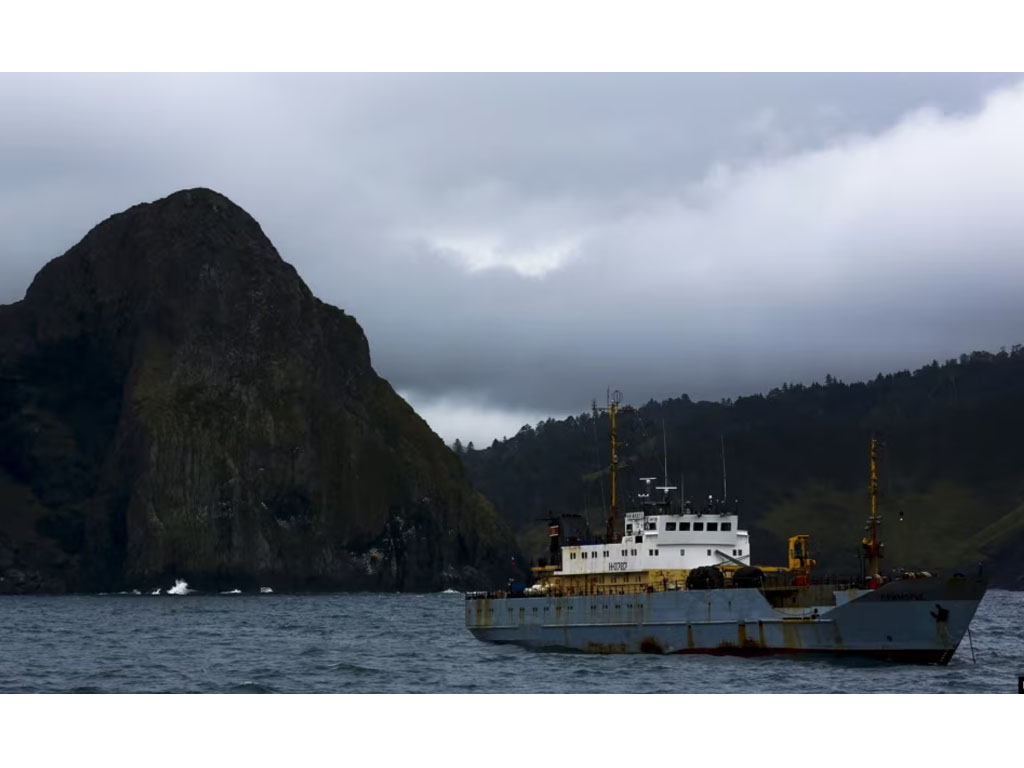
<box><xmin>706</xmin><ymin>522</ymin><xmax>718</xmax><ymax>532</ymax></box>
<box><xmin>626</xmin><ymin>524</ymin><xmax>633</xmax><ymax>533</ymax></box>
<box><xmin>665</xmin><ymin>522</ymin><xmax>677</xmax><ymax>531</ymax></box>
<box><xmin>581</xmin><ymin>552</ymin><xmax>587</xmax><ymax>559</ymax></box>
<box><xmin>679</xmin><ymin>549</ymin><xmax>685</xmax><ymax>556</ymax></box>
<box><xmin>630</xmin><ymin>549</ymin><xmax>637</xmax><ymax>556</ymax></box>
<box><xmin>603</xmin><ymin>551</ymin><xmax>609</xmax><ymax>557</ymax></box>
<box><xmin>707</xmin><ymin>549</ymin><xmax>711</xmax><ymax>556</ymax></box>
<box><xmin>679</xmin><ymin>522</ymin><xmax>691</xmax><ymax>531</ymax></box>
<box><xmin>721</xmin><ymin>522</ymin><xmax>732</xmax><ymax>531</ymax></box>
<box><xmin>645</xmin><ymin>522</ymin><xmax>656</xmax><ymax>531</ymax></box>
<box><xmin>738</xmin><ymin>550</ymin><xmax>743</xmax><ymax>556</ymax></box>
<box><xmin>693</xmin><ymin>522</ymin><xmax>704</xmax><ymax>531</ymax></box>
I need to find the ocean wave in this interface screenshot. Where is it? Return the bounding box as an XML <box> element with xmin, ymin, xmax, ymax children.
<box><xmin>260</xmin><ymin>587</ymin><xmax>273</xmax><ymax>594</ymax></box>
<box><xmin>326</xmin><ymin>660</ymin><xmax>379</xmax><ymax>675</ymax></box>
<box><xmin>220</xmin><ymin>589</ymin><xmax>242</xmax><ymax>595</ymax></box>
<box><xmin>167</xmin><ymin>579</ymin><xmax>191</xmax><ymax>596</ymax></box>
<box><xmin>150</xmin><ymin>588</ymin><xmax>162</xmax><ymax>596</ymax></box>
<box><xmin>441</xmin><ymin>588</ymin><xmax>462</xmax><ymax>594</ymax></box>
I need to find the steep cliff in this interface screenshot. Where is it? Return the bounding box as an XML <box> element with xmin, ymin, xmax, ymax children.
<box><xmin>0</xmin><ymin>188</ymin><xmax>518</xmax><ymax>593</ymax></box>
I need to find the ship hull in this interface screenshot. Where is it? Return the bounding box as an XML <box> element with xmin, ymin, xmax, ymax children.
<box><xmin>465</xmin><ymin>574</ymin><xmax>986</xmax><ymax>664</ymax></box>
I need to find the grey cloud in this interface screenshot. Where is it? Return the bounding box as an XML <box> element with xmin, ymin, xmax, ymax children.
<box><xmin>2</xmin><ymin>74</ymin><xmax>1023</xmax><ymax>443</ymax></box>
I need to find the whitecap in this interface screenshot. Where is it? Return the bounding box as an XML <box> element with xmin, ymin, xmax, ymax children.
<box><xmin>442</xmin><ymin>588</ymin><xmax>461</xmax><ymax>594</ymax></box>
<box><xmin>220</xmin><ymin>589</ymin><xmax>242</xmax><ymax>595</ymax></box>
<box><xmin>259</xmin><ymin>587</ymin><xmax>273</xmax><ymax>594</ymax></box>
<box><xmin>150</xmin><ymin>588</ymin><xmax>162</xmax><ymax>596</ymax></box>
<box><xmin>167</xmin><ymin>579</ymin><xmax>191</xmax><ymax>595</ymax></box>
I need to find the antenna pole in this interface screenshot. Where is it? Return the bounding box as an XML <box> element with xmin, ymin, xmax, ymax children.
<box><xmin>609</xmin><ymin>397</ymin><xmax>618</xmax><ymax>541</ymax></box>
<box><xmin>720</xmin><ymin>435</ymin><xmax>727</xmax><ymax>500</ymax></box>
<box><xmin>662</xmin><ymin>419</ymin><xmax>668</xmax><ymax>487</ymax></box>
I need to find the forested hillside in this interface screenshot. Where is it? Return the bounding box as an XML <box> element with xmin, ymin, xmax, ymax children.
<box><xmin>461</xmin><ymin>348</ymin><xmax>1024</xmax><ymax>587</ymax></box>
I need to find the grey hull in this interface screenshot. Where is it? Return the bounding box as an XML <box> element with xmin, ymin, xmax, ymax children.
<box><xmin>466</xmin><ymin>574</ymin><xmax>986</xmax><ymax>664</ymax></box>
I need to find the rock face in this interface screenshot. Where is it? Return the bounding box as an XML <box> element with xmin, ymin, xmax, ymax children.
<box><xmin>0</xmin><ymin>188</ymin><xmax>518</xmax><ymax>593</ymax></box>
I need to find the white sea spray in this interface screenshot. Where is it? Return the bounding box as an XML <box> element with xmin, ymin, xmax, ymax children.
<box><xmin>167</xmin><ymin>579</ymin><xmax>191</xmax><ymax>595</ymax></box>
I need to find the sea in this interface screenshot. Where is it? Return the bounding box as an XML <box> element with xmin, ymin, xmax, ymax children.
<box><xmin>0</xmin><ymin>587</ymin><xmax>1020</xmax><ymax>693</ymax></box>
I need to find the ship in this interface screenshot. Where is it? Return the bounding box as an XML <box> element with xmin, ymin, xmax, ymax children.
<box><xmin>465</xmin><ymin>392</ymin><xmax>987</xmax><ymax>664</ymax></box>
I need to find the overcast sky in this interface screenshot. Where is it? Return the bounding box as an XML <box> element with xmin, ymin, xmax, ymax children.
<box><xmin>2</xmin><ymin>74</ymin><xmax>1023</xmax><ymax>445</ymax></box>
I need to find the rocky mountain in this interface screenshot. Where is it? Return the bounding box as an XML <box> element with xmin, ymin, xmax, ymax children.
<box><xmin>0</xmin><ymin>188</ymin><xmax>519</xmax><ymax>593</ymax></box>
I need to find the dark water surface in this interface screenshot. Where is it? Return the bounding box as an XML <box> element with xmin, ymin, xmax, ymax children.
<box><xmin>0</xmin><ymin>589</ymin><xmax>1019</xmax><ymax>693</ymax></box>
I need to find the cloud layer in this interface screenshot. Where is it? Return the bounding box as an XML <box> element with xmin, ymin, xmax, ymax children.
<box><xmin>2</xmin><ymin>74</ymin><xmax>1022</xmax><ymax>444</ymax></box>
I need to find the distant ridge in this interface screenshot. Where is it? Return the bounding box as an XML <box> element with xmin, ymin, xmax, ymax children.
<box><xmin>463</xmin><ymin>348</ymin><xmax>1024</xmax><ymax>588</ymax></box>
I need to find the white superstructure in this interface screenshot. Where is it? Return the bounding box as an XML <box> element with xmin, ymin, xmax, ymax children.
<box><xmin>557</xmin><ymin>493</ymin><xmax>750</xmax><ymax>576</ymax></box>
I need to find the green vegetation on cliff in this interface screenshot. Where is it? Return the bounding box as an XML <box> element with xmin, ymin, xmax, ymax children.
<box><xmin>0</xmin><ymin>189</ymin><xmax>518</xmax><ymax>593</ymax></box>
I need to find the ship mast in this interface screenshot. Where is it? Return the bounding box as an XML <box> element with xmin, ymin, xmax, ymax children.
<box><xmin>594</xmin><ymin>390</ymin><xmax>627</xmax><ymax>543</ymax></box>
<box><xmin>863</xmin><ymin>438</ymin><xmax>884</xmax><ymax>587</ymax></box>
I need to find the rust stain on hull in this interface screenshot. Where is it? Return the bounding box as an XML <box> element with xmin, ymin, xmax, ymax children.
<box><xmin>473</xmin><ymin>599</ymin><xmax>493</xmax><ymax>628</ymax></box>
<box><xmin>738</xmin><ymin>622</ymin><xmax>764</xmax><ymax>649</ymax></box>
<box><xmin>640</xmin><ymin>636</ymin><xmax>664</xmax><ymax>654</ymax></box>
